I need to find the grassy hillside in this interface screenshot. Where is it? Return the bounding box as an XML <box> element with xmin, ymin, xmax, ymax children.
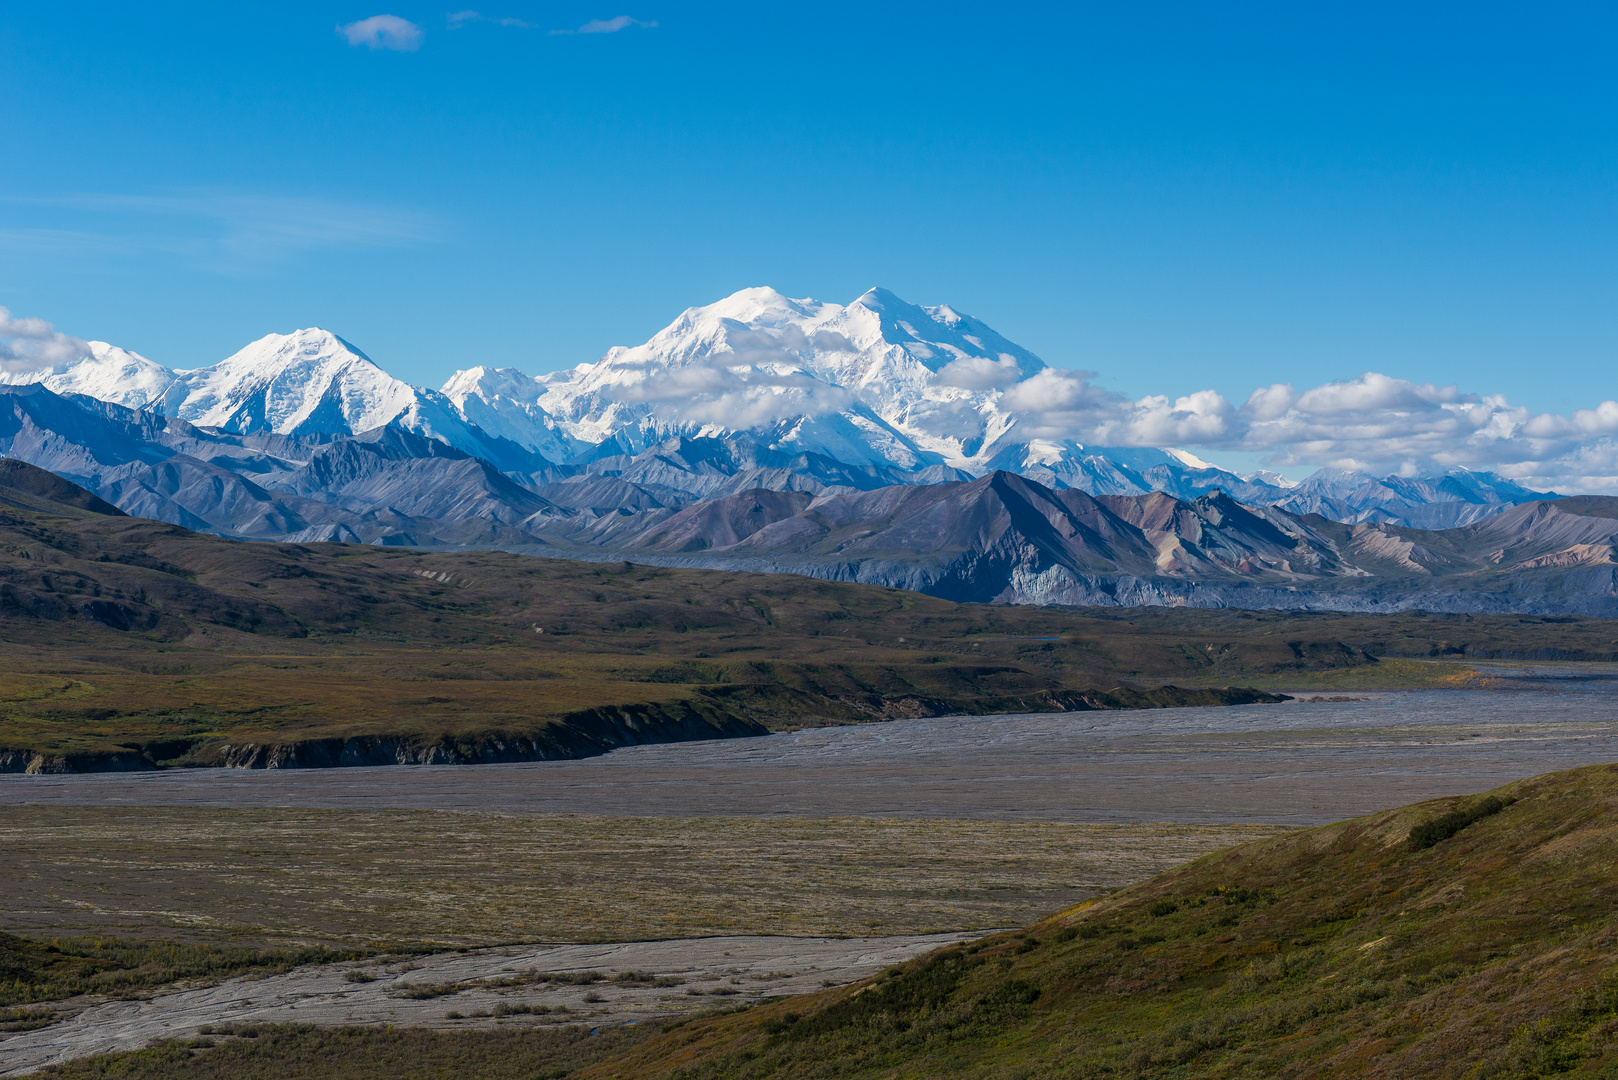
<box><xmin>587</xmin><ymin>762</ymin><xmax>1618</xmax><ymax>1079</ymax></box>
<box><xmin>1</xmin><ymin>493</ymin><xmax>1301</xmax><ymax>766</ymax></box>
<box><xmin>0</xmin><ymin>504</ymin><xmax>1302</xmax><ymax>767</ymax></box>
<box><xmin>3</xmin><ymin>470</ymin><xmax>1616</xmax><ymax>767</ymax></box>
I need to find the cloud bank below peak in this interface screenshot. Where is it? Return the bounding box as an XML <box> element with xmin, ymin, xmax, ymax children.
<box><xmin>979</xmin><ymin>364</ymin><xmax>1617</xmax><ymax>492</ymax></box>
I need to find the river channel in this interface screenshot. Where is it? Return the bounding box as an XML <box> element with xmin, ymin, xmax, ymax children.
<box><xmin>8</xmin><ymin>664</ymin><xmax>1617</xmax><ymax>826</ymax></box>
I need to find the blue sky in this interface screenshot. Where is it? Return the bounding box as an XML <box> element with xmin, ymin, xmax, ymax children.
<box><xmin>2</xmin><ymin>2</ymin><xmax>1615</xmax><ymax>466</ymax></box>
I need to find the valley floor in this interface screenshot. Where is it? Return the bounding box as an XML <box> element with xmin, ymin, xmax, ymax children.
<box><xmin>5</xmin><ymin>664</ymin><xmax>1617</xmax><ymax>1077</ymax></box>
<box><xmin>0</xmin><ymin>934</ymin><xmax>979</xmax><ymax>1076</ymax></box>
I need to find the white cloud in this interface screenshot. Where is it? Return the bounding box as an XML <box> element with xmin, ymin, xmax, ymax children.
<box><xmin>1213</xmin><ymin>370</ymin><xmax>1618</xmax><ymax>492</ymax></box>
<box><xmin>978</xmin><ymin>364</ymin><xmax>1618</xmax><ymax>492</ymax></box>
<box><xmin>551</xmin><ymin>15</ymin><xmax>657</xmax><ymax>35</ymax></box>
<box><xmin>810</xmin><ymin>330</ymin><xmax>855</xmax><ymax>353</ymax></box>
<box><xmin>936</xmin><ymin>353</ymin><xmax>1021</xmax><ymax>391</ymax></box>
<box><xmin>614</xmin><ymin>358</ymin><xmax>855</xmax><ymax>429</ymax></box>
<box><xmin>997</xmin><ymin>369</ymin><xmax>1235</xmax><ymax>446</ymax></box>
<box><xmin>1242</xmin><ymin>383</ymin><xmax>1294</xmax><ymax>422</ymax></box>
<box><xmin>1292</xmin><ymin>371</ymin><xmax>1462</xmax><ymax>416</ymax></box>
<box><xmin>450</xmin><ymin>10</ymin><xmax>653</xmax><ymax>33</ymax></box>
<box><xmin>1116</xmin><ymin>390</ymin><xmax>1235</xmax><ymax>446</ymax></box>
<box><xmin>1522</xmin><ymin>400</ymin><xmax>1618</xmax><ymax>438</ymax></box>
<box><xmin>0</xmin><ymin>308</ymin><xmax>91</xmax><ymax>374</ymax></box>
<box><xmin>579</xmin><ymin>323</ymin><xmax>859</xmax><ymax>430</ymax></box>
<box><xmin>337</xmin><ymin>14</ymin><xmax>423</xmax><ymax>51</ymax></box>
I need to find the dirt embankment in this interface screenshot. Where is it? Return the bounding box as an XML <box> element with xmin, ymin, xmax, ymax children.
<box><xmin>0</xmin><ymin>684</ymin><xmax>1285</xmax><ymax>774</ymax></box>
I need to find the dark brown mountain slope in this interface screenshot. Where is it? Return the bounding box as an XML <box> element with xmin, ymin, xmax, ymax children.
<box><xmin>0</xmin><ymin>457</ymin><xmax>125</xmax><ymax>517</ymax></box>
<box><xmin>527</xmin><ymin>472</ymin><xmax>1618</xmax><ymax>614</ymax></box>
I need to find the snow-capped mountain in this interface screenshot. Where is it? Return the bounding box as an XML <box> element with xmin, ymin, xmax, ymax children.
<box><xmin>8</xmin><ymin>328</ymin><xmax>550</xmax><ymax>473</ymax></box>
<box><xmin>6</xmin><ymin>289</ymin><xmax>1554</xmax><ymax>530</ymax></box>
<box><xmin>0</xmin><ymin>340</ymin><xmax>178</xmax><ymax>408</ymax></box>
<box><xmin>491</xmin><ymin>286</ymin><xmax>1043</xmax><ymax>473</ymax></box>
<box><xmin>435</xmin><ymin>285</ymin><xmax>1547</xmax><ymax>525</ymax></box>
<box><xmin>158</xmin><ymin>329</ymin><xmax>422</xmax><ymax>437</ymax></box>
<box><xmin>439</xmin><ymin>365</ymin><xmax>583</xmax><ymax>463</ymax></box>
<box><xmin>1267</xmin><ymin>469</ymin><xmax>1551</xmax><ymax>529</ymax></box>
<box><xmin>164</xmin><ymin>329</ymin><xmax>554</xmax><ymax>471</ymax></box>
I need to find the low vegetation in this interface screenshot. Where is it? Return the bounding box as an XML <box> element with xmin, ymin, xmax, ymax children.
<box><xmin>579</xmin><ymin>762</ymin><xmax>1618</xmax><ymax>1078</ymax></box>
<box><xmin>0</xmin><ymin>934</ymin><xmax>361</xmax><ymax>1007</ymax></box>
<box><xmin>0</xmin><ymin>807</ymin><xmax>1273</xmax><ymax>946</ymax></box>
<box><xmin>1408</xmin><ymin>794</ymin><xmax>1510</xmax><ymax>850</ymax></box>
<box><xmin>32</xmin><ymin>1023</ymin><xmax>666</xmax><ymax>1080</ymax></box>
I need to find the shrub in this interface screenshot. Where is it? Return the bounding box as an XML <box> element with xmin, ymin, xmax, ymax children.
<box><xmin>391</xmin><ymin>983</ymin><xmax>462</xmax><ymax>1000</ymax></box>
<box><xmin>541</xmin><ymin>970</ymin><xmax>602</xmax><ymax>986</ymax></box>
<box><xmin>1409</xmin><ymin>796</ymin><xmax>1511</xmax><ymax>850</ymax></box>
<box><xmin>1150</xmin><ymin>899</ymin><xmax>1180</xmax><ymax>918</ymax></box>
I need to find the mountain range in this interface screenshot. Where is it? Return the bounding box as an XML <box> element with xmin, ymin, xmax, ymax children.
<box><xmin>4</xmin><ymin>286</ymin><xmax>1611</xmax><ymax>615</ymax></box>
<box><xmin>3</xmin><ymin>287</ymin><xmax>1550</xmax><ymax>523</ymax></box>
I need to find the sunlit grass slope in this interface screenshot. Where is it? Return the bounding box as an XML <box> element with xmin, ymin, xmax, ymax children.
<box><xmin>589</xmin><ymin>762</ymin><xmax>1618</xmax><ymax>1079</ymax></box>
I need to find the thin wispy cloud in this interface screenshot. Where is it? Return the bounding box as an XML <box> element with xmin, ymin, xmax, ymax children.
<box><xmin>337</xmin><ymin>14</ymin><xmax>423</xmax><ymax>50</ymax></box>
<box><xmin>0</xmin><ymin>191</ymin><xmax>442</xmax><ymax>272</ymax></box>
<box><xmin>446</xmin><ymin>10</ymin><xmax>539</xmax><ymax>29</ymax></box>
<box><xmin>552</xmin><ymin>15</ymin><xmax>657</xmax><ymax>35</ymax></box>
<box><xmin>448</xmin><ymin>11</ymin><xmax>656</xmax><ymax>34</ymax></box>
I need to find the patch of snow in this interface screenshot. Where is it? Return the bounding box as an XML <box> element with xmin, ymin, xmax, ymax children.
<box><xmin>1164</xmin><ymin>447</ymin><xmax>1217</xmax><ymax>471</ymax></box>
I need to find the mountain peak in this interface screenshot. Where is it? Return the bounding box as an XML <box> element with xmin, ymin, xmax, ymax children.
<box><xmin>235</xmin><ymin>327</ymin><xmax>372</xmax><ymax>363</ymax></box>
<box><xmin>688</xmin><ymin>286</ymin><xmax>830</xmax><ymax>330</ymax></box>
<box><xmin>166</xmin><ymin>327</ymin><xmax>413</xmax><ymax>437</ymax></box>
<box><xmin>441</xmin><ymin>365</ymin><xmax>539</xmax><ymax>398</ymax></box>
